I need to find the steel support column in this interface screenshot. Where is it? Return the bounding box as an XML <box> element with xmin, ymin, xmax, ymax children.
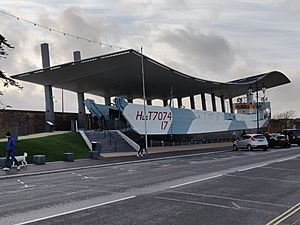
<box><xmin>41</xmin><ymin>43</ymin><xmax>54</xmax><ymax>132</ymax></box>
<box><xmin>74</xmin><ymin>51</ymin><xmax>86</xmax><ymax>129</ymax></box>
<box><xmin>220</xmin><ymin>95</ymin><xmax>225</xmax><ymax>113</ymax></box>
<box><xmin>190</xmin><ymin>96</ymin><xmax>195</xmax><ymax>110</ymax></box>
<box><xmin>105</xmin><ymin>97</ymin><xmax>111</xmax><ymax>105</ymax></box>
<box><xmin>229</xmin><ymin>98</ymin><xmax>234</xmax><ymax>113</ymax></box>
<box><xmin>211</xmin><ymin>93</ymin><xmax>217</xmax><ymax>112</ymax></box>
<box><xmin>201</xmin><ymin>93</ymin><xmax>207</xmax><ymax>111</ymax></box>
<box><xmin>177</xmin><ymin>98</ymin><xmax>183</xmax><ymax>108</ymax></box>
<box><xmin>163</xmin><ymin>99</ymin><xmax>168</xmax><ymax>107</ymax></box>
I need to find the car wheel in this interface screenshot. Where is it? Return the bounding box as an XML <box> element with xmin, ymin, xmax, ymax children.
<box><xmin>247</xmin><ymin>144</ymin><xmax>253</xmax><ymax>151</ymax></box>
<box><xmin>263</xmin><ymin>146</ymin><xmax>268</xmax><ymax>151</ymax></box>
<box><xmin>233</xmin><ymin>145</ymin><xmax>238</xmax><ymax>151</ymax></box>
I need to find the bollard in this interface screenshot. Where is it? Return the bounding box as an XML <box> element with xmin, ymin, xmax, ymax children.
<box><xmin>33</xmin><ymin>155</ymin><xmax>45</xmax><ymax>165</ymax></box>
<box><xmin>63</xmin><ymin>153</ymin><xmax>74</xmax><ymax>162</ymax></box>
<box><xmin>89</xmin><ymin>151</ymin><xmax>99</xmax><ymax>159</ymax></box>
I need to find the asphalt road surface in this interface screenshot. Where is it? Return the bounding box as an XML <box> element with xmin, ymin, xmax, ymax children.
<box><xmin>1</xmin><ymin>146</ymin><xmax>300</xmax><ymax>225</ymax></box>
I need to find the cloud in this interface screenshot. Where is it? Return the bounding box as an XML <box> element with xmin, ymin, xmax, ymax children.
<box><xmin>0</xmin><ymin>1</ymin><xmax>299</xmax><ymax>117</ymax></box>
<box><xmin>1</xmin><ymin>6</ymin><xmax>124</xmax><ymax>111</ymax></box>
<box><xmin>121</xmin><ymin>0</ymin><xmax>188</xmax><ymax>11</ymax></box>
<box><xmin>278</xmin><ymin>0</ymin><xmax>300</xmax><ymax>14</ymax></box>
<box><xmin>156</xmin><ymin>27</ymin><xmax>236</xmax><ymax>77</ymax></box>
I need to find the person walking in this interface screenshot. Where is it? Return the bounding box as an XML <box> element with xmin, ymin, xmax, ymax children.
<box><xmin>3</xmin><ymin>132</ymin><xmax>20</xmax><ymax>171</ymax></box>
<box><xmin>136</xmin><ymin>137</ymin><xmax>148</xmax><ymax>158</ymax></box>
<box><xmin>232</xmin><ymin>132</ymin><xmax>237</xmax><ymax>142</ymax></box>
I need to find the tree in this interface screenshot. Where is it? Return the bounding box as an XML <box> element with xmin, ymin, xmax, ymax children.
<box><xmin>273</xmin><ymin>110</ymin><xmax>296</xmax><ymax>130</ymax></box>
<box><xmin>0</xmin><ymin>34</ymin><xmax>22</xmax><ymax>109</ymax></box>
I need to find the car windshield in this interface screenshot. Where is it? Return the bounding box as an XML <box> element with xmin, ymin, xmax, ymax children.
<box><xmin>277</xmin><ymin>136</ymin><xmax>286</xmax><ymax>140</ymax></box>
<box><xmin>254</xmin><ymin>135</ymin><xmax>265</xmax><ymax>139</ymax></box>
<box><xmin>289</xmin><ymin>130</ymin><xmax>300</xmax><ymax>136</ymax></box>
<box><xmin>242</xmin><ymin>135</ymin><xmax>251</xmax><ymax>139</ymax></box>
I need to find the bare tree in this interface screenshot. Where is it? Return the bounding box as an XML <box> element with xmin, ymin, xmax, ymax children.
<box><xmin>273</xmin><ymin>110</ymin><xmax>296</xmax><ymax>120</ymax></box>
<box><xmin>0</xmin><ymin>34</ymin><xmax>22</xmax><ymax>109</ymax></box>
<box><xmin>273</xmin><ymin>110</ymin><xmax>296</xmax><ymax>129</ymax></box>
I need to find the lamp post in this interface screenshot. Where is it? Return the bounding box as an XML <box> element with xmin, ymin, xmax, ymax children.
<box><xmin>140</xmin><ymin>47</ymin><xmax>148</xmax><ymax>152</ymax></box>
<box><xmin>255</xmin><ymin>84</ymin><xmax>259</xmax><ymax>134</ymax></box>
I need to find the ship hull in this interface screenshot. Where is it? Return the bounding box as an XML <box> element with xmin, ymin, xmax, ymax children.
<box><xmin>120</xmin><ymin>101</ymin><xmax>269</xmax><ymax>136</ymax></box>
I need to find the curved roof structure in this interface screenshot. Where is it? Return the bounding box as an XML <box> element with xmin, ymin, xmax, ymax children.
<box><xmin>12</xmin><ymin>49</ymin><xmax>291</xmax><ymax>100</ymax></box>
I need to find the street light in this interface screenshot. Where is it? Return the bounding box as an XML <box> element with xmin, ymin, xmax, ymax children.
<box><xmin>140</xmin><ymin>47</ymin><xmax>148</xmax><ymax>153</ymax></box>
<box><xmin>255</xmin><ymin>83</ymin><xmax>259</xmax><ymax>134</ymax></box>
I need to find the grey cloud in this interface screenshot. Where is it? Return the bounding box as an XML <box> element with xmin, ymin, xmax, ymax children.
<box><xmin>157</xmin><ymin>28</ymin><xmax>236</xmax><ymax>75</ymax></box>
<box><xmin>0</xmin><ymin>83</ymin><xmax>44</xmax><ymax>110</ymax></box>
<box><xmin>121</xmin><ymin>0</ymin><xmax>188</xmax><ymax>11</ymax></box>
<box><xmin>268</xmin><ymin>77</ymin><xmax>299</xmax><ymax>117</ymax></box>
<box><xmin>22</xmin><ymin>6</ymin><xmax>124</xmax><ymax>66</ymax></box>
<box><xmin>278</xmin><ymin>0</ymin><xmax>300</xmax><ymax>14</ymax></box>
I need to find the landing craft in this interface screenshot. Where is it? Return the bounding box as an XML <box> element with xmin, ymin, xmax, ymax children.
<box><xmin>84</xmin><ymin>70</ymin><xmax>290</xmax><ymax>143</ymax></box>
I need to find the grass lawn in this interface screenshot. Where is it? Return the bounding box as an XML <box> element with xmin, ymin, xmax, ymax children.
<box><xmin>0</xmin><ymin>132</ymin><xmax>89</xmax><ymax>163</ymax></box>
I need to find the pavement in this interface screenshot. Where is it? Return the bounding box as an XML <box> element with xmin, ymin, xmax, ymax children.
<box><xmin>0</xmin><ymin>131</ymin><xmax>232</xmax><ymax>179</ymax></box>
<box><xmin>0</xmin><ymin>131</ymin><xmax>70</xmax><ymax>142</ymax></box>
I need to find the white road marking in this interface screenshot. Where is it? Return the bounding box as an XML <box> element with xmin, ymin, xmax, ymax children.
<box><xmin>275</xmin><ymin>155</ymin><xmax>298</xmax><ymax>163</ymax></box>
<box><xmin>153</xmin><ymin>195</ymin><xmax>233</xmax><ymax>209</ymax></box>
<box><xmin>17</xmin><ymin>179</ymin><xmax>29</xmax><ymax>188</ymax></box>
<box><xmin>71</xmin><ymin>172</ymin><xmax>89</xmax><ymax>179</ymax></box>
<box><xmin>154</xmin><ymin>196</ymin><xmax>275</xmax><ymax>214</ymax></box>
<box><xmin>20</xmin><ymin>185</ymin><xmax>35</xmax><ymax>189</ymax></box>
<box><xmin>226</xmin><ymin>174</ymin><xmax>300</xmax><ymax>184</ymax></box>
<box><xmin>232</xmin><ymin>202</ymin><xmax>241</xmax><ymax>209</ymax></box>
<box><xmin>169</xmin><ymin>174</ymin><xmax>223</xmax><ymax>189</ymax></box>
<box><xmin>238</xmin><ymin>164</ymin><xmax>267</xmax><ymax>172</ymax></box>
<box><xmin>15</xmin><ymin>196</ymin><xmax>136</xmax><ymax>225</ymax></box>
<box><xmin>265</xmin><ymin>202</ymin><xmax>300</xmax><ymax>225</ymax></box>
<box><xmin>169</xmin><ymin>191</ymin><xmax>289</xmax><ymax>208</ymax></box>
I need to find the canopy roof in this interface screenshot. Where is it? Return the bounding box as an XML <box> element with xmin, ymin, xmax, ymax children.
<box><xmin>12</xmin><ymin>49</ymin><xmax>291</xmax><ymax>100</ymax></box>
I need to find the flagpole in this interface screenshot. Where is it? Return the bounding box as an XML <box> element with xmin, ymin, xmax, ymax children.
<box><xmin>141</xmin><ymin>47</ymin><xmax>148</xmax><ymax>152</ymax></box>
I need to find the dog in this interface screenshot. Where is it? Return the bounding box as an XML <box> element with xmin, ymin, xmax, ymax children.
<box><xmin>12</xmin><ymin>152</ymin><xmax>28</xmax><ymax>167</ymax></box>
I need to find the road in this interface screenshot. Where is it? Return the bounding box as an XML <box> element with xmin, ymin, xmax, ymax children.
<box><xmin>1</xmin><ymin>146</ymin><xmax>300</xmax><ymax>225</ymax></box>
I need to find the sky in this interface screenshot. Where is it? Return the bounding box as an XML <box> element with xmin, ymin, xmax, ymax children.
<box><xmin>0</xmin><ymin>0</ymin><xmax>299</xmax><ymax>117</ymax></box>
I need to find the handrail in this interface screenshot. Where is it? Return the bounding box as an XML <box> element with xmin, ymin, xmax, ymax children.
<box><xmin>116</xmin><ymin>130</ymin><xmax>140</xmax><ymax>151</ymax></box>
<box><xmin>79</xmin><ymin>130</ymin><xmax>92</xmax><ymax>151</ymax></box>
<box><xmin>105</xmin><ymin>130</ymin><xmax>117</xmax><ymax>152</ymax></box>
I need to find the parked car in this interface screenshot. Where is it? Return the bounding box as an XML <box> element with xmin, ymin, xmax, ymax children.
<box><xmin>267</xmin><ymin>133</ymin><xmax>290</xmax><ymax>148</ymax></box>
<box><xmin>282</xmin><ymin>129</ymin><xmax>300</xmax><ymax>146</ymax></box>
<box><xmin>233</xmin><ymin>134</ymin><xmax>268</xmax><ymax>151</ymax></box>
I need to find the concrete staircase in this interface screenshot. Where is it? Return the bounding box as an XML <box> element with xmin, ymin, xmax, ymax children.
<box><xmin>83</xmin><ymin>130</ymin><xmax>137</xmax><ymax>153</ymax></box>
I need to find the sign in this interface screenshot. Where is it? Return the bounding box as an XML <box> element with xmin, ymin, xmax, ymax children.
<box><xmin>122</xmin><ymin>104</ymin><xmax>173</xmax><ymax>134</ymax></box>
